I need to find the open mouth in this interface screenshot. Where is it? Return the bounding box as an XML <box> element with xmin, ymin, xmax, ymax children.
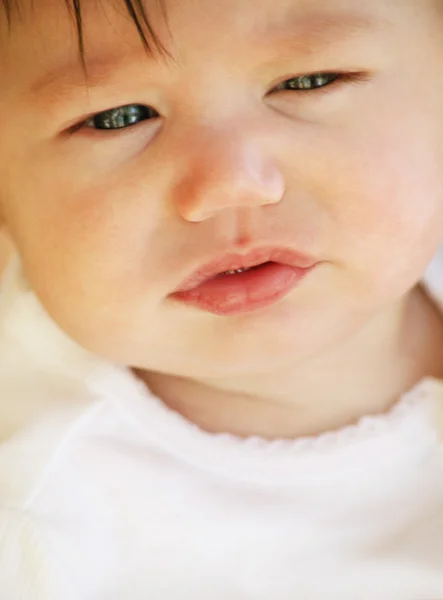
<box><xmin>219</xmin><ymin>262</ymin><xmax>271</xmax><ymax>276</ymax></box>
<box><xmin>170</xmin><ymin>246</ymin><xmax>319</xmax><ymax>316</ymax></box>
<box><xmin>172</xmin><ymin>259</ymin><xmax>316</xmax><ymax>316</ymax></box>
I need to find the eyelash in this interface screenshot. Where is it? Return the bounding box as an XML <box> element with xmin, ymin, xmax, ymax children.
<box><xmin>83</xmin><ymin>105</ymin><xmax>159</xmax><ymax>131</ymax></box>
<box><xmin>273</xmin><ymin>71</ymin><xmax>366</xmax><ymax>94</ymax></box>
<box><xmin>78</xmin><ymin>71</ymin><xmax>365</xmax><ymax>133</ymax></box>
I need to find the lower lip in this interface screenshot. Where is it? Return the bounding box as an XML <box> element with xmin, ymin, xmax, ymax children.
<box><xmin>171</xmin><ymin>262</ymin><xmax>315</xmax><ymax>316</ymax></box>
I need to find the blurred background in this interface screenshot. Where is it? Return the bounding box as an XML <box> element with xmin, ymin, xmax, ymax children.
<box><xmin>0</xmin><ymin>231</ymin><xmax>12</xmax><ymax>275</ymax></box>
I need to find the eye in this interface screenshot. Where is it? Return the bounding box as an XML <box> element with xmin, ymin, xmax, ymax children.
<box><xmin>273</xmin><ymin>72</ymin><xmax>341</xmax><ymax>92</ymax></box>
<box><xmin>85</xmin><ymin>104</ymin><xmax>159</xmax><ymax>130</ymax></box>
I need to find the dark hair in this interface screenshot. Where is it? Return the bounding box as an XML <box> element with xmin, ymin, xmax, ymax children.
<box><xmin>1</xmin><ymin>0</ymin><xmax>166</xmax><ymax>61</ymax></box>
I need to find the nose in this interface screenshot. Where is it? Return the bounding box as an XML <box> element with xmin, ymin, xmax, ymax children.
<box><xmin>172</xmin><ymin>129</ymin><xmax>285</xmax><ymax>223</ymax></box>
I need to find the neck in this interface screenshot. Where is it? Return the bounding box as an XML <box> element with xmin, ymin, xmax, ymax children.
<box><xmin>140</xmin><ymin>285</ymin><xmax>443</xmax><ymax>440</ymax></box>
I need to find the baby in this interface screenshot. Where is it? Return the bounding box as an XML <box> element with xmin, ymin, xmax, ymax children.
<box><xmin>2</xmin><ymin>0</ymin><xmax>443</xmax><ymax>598</ymax></box>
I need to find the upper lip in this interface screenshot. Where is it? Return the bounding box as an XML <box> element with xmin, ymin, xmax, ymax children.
<box><xmin>175</xmin><ymin>246</ymin><xmax>318</xmax><ymax>292</ymax></box>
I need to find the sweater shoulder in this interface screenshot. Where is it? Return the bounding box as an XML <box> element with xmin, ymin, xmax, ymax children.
<box><xmin>0</xmin><ymin>258</ymin><xmax>119</xmax><ymax>508</ymax></box>
<box><xmin>0</xmin><ymin>388</ymin><xmax>108</xmax><ymax>510</ymax></box>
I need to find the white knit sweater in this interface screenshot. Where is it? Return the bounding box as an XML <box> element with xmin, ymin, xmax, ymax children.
<box><xmin>1</xmin><ymin>254</ymin><xmax>443</xmax><ymax>600</ymax></box>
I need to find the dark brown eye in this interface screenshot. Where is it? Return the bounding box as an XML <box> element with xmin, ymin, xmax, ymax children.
<box><xmin>86</xmin><ymin>104</ymin><xmax>159</xmax><ymax>130</ymax></box>
<box><xmin>275</xmin><ymin>73</ymin><xmax>340</xmax><ymax>92</ymax></box>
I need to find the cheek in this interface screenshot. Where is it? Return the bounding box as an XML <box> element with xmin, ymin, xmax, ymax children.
<box><xmin>4</xmin><ymin>178</ymin><xmax>165</xmax><ymax>336</ymax></box>
<box><xmin>318</xmin><ymin>122</ymin><xmax>443</xmax><ymax>284</ymax></box>
<box><xmin>277</xmin><ymin>122</ymin><xmax>443</xmax><ymax>314</ymax></box>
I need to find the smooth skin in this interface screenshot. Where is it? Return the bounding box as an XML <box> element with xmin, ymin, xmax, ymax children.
<box><xmin>2</xmin><ymin>0</ymin><xmax>443</xmax><ymax>438</ymax></box>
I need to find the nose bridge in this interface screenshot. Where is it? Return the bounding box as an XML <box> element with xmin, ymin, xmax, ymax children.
<box><xmin>173</xmin><ymin>123</ymin><xmax>284</xmax><ymax>222</ymax></box>
<box><xmin>197</xmin><ymin>128</ymin><xmax>261</xmax><ymax>192</ymax></box>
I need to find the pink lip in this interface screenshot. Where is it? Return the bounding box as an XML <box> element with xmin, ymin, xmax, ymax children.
<box><xmin>171</xmin><ymin>247</ymin><xmax>318</xmax><ymax>317</ymax></box>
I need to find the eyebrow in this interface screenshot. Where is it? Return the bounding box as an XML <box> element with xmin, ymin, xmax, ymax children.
<box><xmin>260</xmin><ymin>9</ymin><xmax>387</xmax><ymax>55</ymax></box>
<box><xmin>29</xmin><ymin>51</ymin><xmax>159</xmax><ymax>98</ymax></box>
<box><xmin>30</xmin><ymin>8</ymin><xmax>386</xmax><ymax>97</ymax></box>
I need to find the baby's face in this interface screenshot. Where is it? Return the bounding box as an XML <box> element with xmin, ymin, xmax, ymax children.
<box><xmin>1</xmin><ymin>0</ymin><xmax>443</xmax><ymax>377</ymax></box>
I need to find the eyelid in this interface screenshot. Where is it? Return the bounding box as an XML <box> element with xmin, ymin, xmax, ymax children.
<box><xmin>269</xmin><ymin>71</ymin><xmax>370</xmax><ymax>95</ymax></box>
<box><xmin>66</xmin><ymin>103</ymin><xmax>159</xmax><ymax>134</ymax></box>
<box><xmin>85</xmin><ymin>104</ymin><xmax>158</xmax><ymax>130</ymax></box>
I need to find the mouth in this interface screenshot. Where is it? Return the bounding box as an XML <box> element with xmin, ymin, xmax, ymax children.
<box><xmin>171</xmin><ymin>247</ymin><xmax>319</xmax><ymax>317</ymax></box>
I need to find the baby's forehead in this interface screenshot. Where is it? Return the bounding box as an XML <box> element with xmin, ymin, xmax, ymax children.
<box><xmin>0</xmin><ymin>0</ymin><xmax>438</xmax><ymax>95</ymax></box>
<box><xmin>0</xmin><ymin>0</ymin><xmax>162</xmax><ymax>87</ymax></box>
<box><xmin>0</xmin><ymin>0</ymin><xmax>394</xmax><ymax>47</ymax></box>
<box><xmin>0</xmin><ymin>0</ymin><xmax>393</xmax><ymax>74</ymax></box>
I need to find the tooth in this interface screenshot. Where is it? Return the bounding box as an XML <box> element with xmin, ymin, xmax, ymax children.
<box><xmin>224</xmin><ymin>268</ymin><xmax>247</xmax><ymax>275</ymax></box>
